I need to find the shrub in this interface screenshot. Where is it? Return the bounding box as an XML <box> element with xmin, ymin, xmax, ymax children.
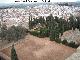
<box><xmin>39</xmin><ymin>28</ymin><xmax>50</xmax><ymax>38</ymax></box>
<box><xmin>62</xmin><ymin>39</ymin><xmax>68</xmax><ymax>45</ymax></box>
<box><xmin>68</xmin><ymin>41</ymin><xmax>79</xmax><ymax>48</ymax></box>
<box><xmin>30</xmin><ymin>31</ymin><xmax>39</xmax><ymax>37</ymax></box>
<box><xmin>50</xmin><ymin>36</ymin><xmax>61</xmax><ymax>44</ymax></box>
<box><xmin>30</xmin><ymin>28</ymin><xmax>50</xmax><ymax>38</ymax></box>
<box><xmin>49</xmin><ymin>35</ymin><xmax>55</xmax><ymax>41</ymax></box>
<box><xmin>55</xmin><ymin>38</ymin><xmax>61</xmax><ymax>43</ymax></box>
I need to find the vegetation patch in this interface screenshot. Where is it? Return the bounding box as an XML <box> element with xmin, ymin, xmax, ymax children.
<box><xmin>0</xmin><ymin>25</ymin><xmax>28</xmax><ymax>42</ymax></box>
<box><xmin>29</xmin><ymin>14</ymin><xmax>80</xmax><ymax>48</ymax></box>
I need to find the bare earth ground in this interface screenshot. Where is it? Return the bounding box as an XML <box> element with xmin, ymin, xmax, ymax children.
<box><xmin>0</xmin><ymin>34</ymin><xmax>76</xmax><ymax>60</ymax></box>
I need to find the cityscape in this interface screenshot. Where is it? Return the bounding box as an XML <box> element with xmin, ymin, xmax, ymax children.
<box><xmin>0</xmin><ymin>1</ymin><xmax>80</xmax><ymax>60</ymax></box>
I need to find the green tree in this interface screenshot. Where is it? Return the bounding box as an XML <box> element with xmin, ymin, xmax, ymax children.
<box><xmin>38</xmin><ymin>17</ymin><xmax>46</xmax><ymax>27</ymax></box>
<box><xmin>69</xmin><ymin>15</ymin><xmax>76</xmax><ymax>30</ymax></box>
<box><xmin>39</xmin><ymin>28</ymin><xmax>50</xmax><ymax>37</ymax></box>
<box><xmin>76</xmin><ymin>17</ymin><xmax>80</xmax><ymax>30</ymax></box>
<box><xmin>46</xmin><ymin>14</ymin><xmax>54</xmax><ymax>29</ymax></box>
<box><xmin>50</xmin><ymin>27</ymin><xmax>60</xmax><ymax>41</ymax></box>
<box><xmin>29</xmin><ymin>15</ymin><xmax>33</xmax><ymax>29</ymax></box>
<box><xmin>0</xmin><ymin>24</ymin><xmax>7</xmax><ymax>41</ymax></box>
<box><xmin>6</xmin><ymin>25</ymin><xmax>27</xmax><ymax>42</ymax></box>
<box><xmin>11</xmin><ymin>44</ymin><xmax>18</xmax><ymax>60</ymax></box>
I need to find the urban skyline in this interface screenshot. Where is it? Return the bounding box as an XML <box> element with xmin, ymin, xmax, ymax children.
<box><xmin>0</xmin><ymin>0</ymin><xmax>79</xmax><ymax>3</ymax></box>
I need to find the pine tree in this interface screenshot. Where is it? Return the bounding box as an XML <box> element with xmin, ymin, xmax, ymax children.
<box><xmin>11</xmin><ymin>44</ymin><xmax>18</xmax><ymax>60</ymax></box>
<box><xmin>69</xmin><ymin>15</ymin><xmax>76</xmax><ymax>30</ymax></box>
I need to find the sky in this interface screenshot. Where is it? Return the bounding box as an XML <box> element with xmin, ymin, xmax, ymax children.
<box><xmin>0</xmin><ymin>0</ymin><xmax>79</xmax><ymax>3</ymax></box>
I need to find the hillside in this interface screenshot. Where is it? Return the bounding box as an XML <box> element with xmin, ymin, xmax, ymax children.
<box><xmin>0</xmin><ymin>34</ymin><xmax>76</xmax><ymax>60</ymax></box>
<box><xmin>65</xmin><ymin>46</ymin><xmax>80</xmax><ymax>60</ymax></box>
